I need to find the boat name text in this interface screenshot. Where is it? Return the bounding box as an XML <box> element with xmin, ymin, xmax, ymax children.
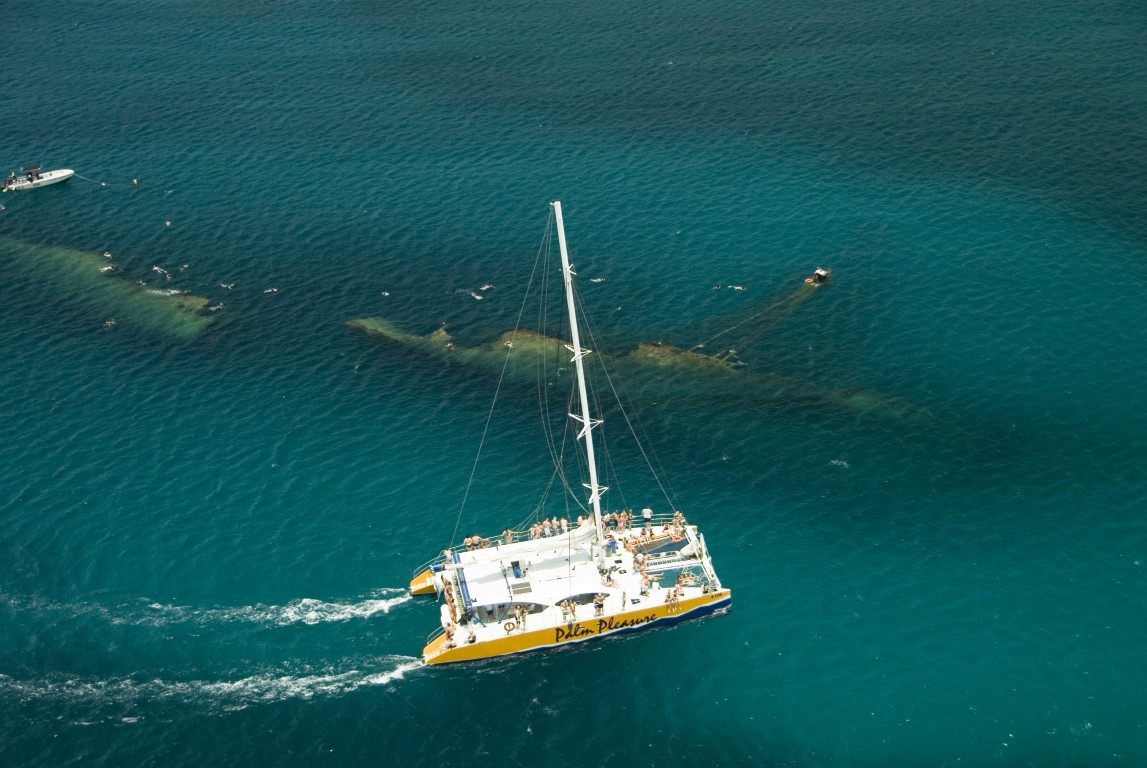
<box><xmin>554</xmin><ymin>613</ymin><xmax>659</xmax><ymax>642</ymax></box>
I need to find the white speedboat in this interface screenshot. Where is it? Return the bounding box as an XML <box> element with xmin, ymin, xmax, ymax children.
<box><xmin>407</xmin><ymin>201</ymin><xmax>731</xmax><ymax>665</ymax></box>
<box><xmin>3</xmin><ymin>165</ymin><xmax>75</xmax><ymax>191</ymax></box>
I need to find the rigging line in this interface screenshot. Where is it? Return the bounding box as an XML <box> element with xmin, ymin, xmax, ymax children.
<box><xmin>723</xmin><ymin>288</ymin><xmax>819</xmax><ymax>354</ymax></box>
<box><xmin>568</xmin><ymin>287</ymin><xmax>631</xmax><ymax>512</ymax></box>
<box><xmin>576</xmin><ymin>288</ymin><xmax>682</xmax><ymax>512</ymax></box>
<box><xmin>515</xmin><ymin>496</ymin><xmax>557</xmax><ymax>544</ymax></box>
<box><xmin>449</xmin><ymin>209</ymin><xmax>555</xmax><ymax>545</ymax></box>
<box><xmin>583</xmin><ymin>353</ymin><xmax>628</xmax><ymax>512</ymax></box>
<box><xmin>556</xmin><ymin>386</ymin><xmax>579</xmax><ymax>584</ymax></box>
<box><xmin>542</xmin><ymin>378</ymin><xmax>585</xmax><ymax>517</ymax></box>
<box><xmin>602</xmin><ymin>340</ymin><xmax>683</xmax><ymax>509</ymax></box>
<box><xmin>536</xmin><ymin>231</ymin><xmax>560</xmax><ymax>468</ymax></box>
<box><xmin>689</xmin><ymin>290</ymin><xmax>806</xmax><ymax>353</ymax></box>
<box><xmin>567</xmin><ymin>272</ymin><xmax>671</xmax><ymax>513</ymax></box>
<box><xmin>533</xmin><ymin>218</ymin><xmax>592</xmax><ymax>520</ymax></box>
<box><xmin>513</xmin><ymin>465</ymin><xmax>562</xmax><ymax>533</ymax></box>
<box><xmin>594</xmin><ymin>384</ymin><xmax>633</xmax><ymax>514</ymax></box>
<box><xmin>73</xmin><ymin>174</ymin><xmax>138</xmax><ymax>188</ymax></box>
<box><xmin>543</xmin><ymin>344</ymin><xmax>592</xmax><ymax>519</ymax></box>
<box><xmin>556</xmin><ymin>406</ymin><xmax>583</xmax><ymax>509</ymax></box>
<box><xmin>536</xmin><ymin>218</ymin><xmax>573</xmax><ymax>496</ymax></box>
<box><xmin>567</xmin><ymin>382</ymin><xmax>592</xmax><ymax>512</ymax></box>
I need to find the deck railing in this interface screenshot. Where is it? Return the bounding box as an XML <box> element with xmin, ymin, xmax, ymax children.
<box><xmin>408</xmin><ymin>511</ymin><xmax>685</xmax><ymax>581</ymax></box>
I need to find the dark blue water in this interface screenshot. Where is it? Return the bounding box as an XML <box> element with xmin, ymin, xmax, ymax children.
<box><xmin>2</xmin><ymin>0</ymin><xmax>1146</xmax><ymax>765</ymax></box>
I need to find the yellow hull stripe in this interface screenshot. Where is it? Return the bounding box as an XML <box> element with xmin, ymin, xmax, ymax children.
<box><xmin>423</xmin><ymin>589</ymin><xmax>731</xmax><ymax>665</ymax></box>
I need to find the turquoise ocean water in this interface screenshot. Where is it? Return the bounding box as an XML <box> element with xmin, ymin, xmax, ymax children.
<box><xmin>2</xmin><ymin>0</ymin><xmax>1146</xmax><ymax>765</ymax></box>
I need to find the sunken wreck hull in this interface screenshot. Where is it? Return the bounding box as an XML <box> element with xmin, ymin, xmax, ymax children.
<box><xmin>348</xmin><ymin>317</ymin><xmax>931</xmax><ymax>423</ymax></box>
<box><xmin>0</xmin><ymin>236</ymin><xmax>217</xmax><ymax>339</ymax></box>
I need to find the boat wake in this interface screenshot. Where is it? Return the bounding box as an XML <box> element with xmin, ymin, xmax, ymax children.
<box><xmin>129</xmin><ymin>589</ymin><xmax>413</xmax><ymax>627</ymax></box>
<box><xmin>0</xmin><ymin>589</ymin><xmax>422</xmax><ymax>713</ymax></box>
<box><xmin>0</xmin><ymin>588</ymin><xmax>412</xmax><ymax>628</ymax></box>
<box><xmin>0</xmin><ymin>656</ymin><xmax>423</xmax><ymax>713</ymax></box>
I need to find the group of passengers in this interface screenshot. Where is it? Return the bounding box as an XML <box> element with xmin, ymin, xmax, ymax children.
<box><xmin>5</xmin><ymin>171</ymin><xmax>39</xmax><ymax>186</ymax></box>
<box><xmin>558</xmin><ymin>593</ymin><xmax>609</xmax><ymax>622</ymax></box>
<box><xmin>442</xmin><ymin>621</ymin><xmax>477</xmax><ymax>650</ymax></box>
<box><xmin>462</xmin><ymin>517</ymin><xmax>573</xmax><ymax>547</ymax></box>
<box><xmin>460</xmin><ymin>515</ymin><xmax>574</xmax><ymax>551</ymax></box>
<box><xmin>439</xmin><ymin>575</ymin><xmax>476</xmax><ymax>650</ymax></box>
<box><xmin>528</xmin><ymin>516</ymin><xmax>569</xmax><ymax>539</ymax></box>
<box><xmin>600</xmin><ymin>510</ymin><xmax>631</xmax><ymax>531</ymax></box>
<box><xmin>585</xmin><ymin>508</ymin><xmax>688</xmax><ymax>539</ymax></box>
<box><xmin>599</xmin><ymin>564</ymin><xmax>620</xmax><ymax>588</ymax></box>
<box><xmin>558</xmin><ymin>598</ymin><xmax>578</xmax><ymax>621</ymax></box>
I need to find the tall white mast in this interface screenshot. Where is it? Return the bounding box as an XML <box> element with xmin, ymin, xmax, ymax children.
<box><xmin>552</xmin><ymin>201</ymin><xmax>606</xmax><ymax>547</ymax></box>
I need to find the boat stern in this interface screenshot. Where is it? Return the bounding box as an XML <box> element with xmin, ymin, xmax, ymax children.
<box><xmin>409</xmin><ymin>567</ymin><xmax>437</xmax><ymax>596</ymax></box>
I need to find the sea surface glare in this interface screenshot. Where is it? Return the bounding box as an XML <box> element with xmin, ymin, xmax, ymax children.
<box><xmin>2</xmin><ymin>0</ymin><xmax>1146</xmax><ymax>766</ymax></box>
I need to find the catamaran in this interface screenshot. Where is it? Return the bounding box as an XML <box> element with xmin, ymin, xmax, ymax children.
<box><xmin>408</xmin><ymin>201</ymin><xmax>731</xmax><ymax>665</ymax></box>
<box><xmin>2</xmin><ymin>165</ymin><xmax>74</xmax><ymax>192</ymax></box>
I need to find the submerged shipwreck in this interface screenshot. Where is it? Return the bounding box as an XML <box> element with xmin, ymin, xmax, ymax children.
<box><xmin>349</xmin><ymin>308</ymin><xmax>928</xmax><ymax>425</ymax></box>
<box><xmin>0</xmin><ymin>236</ymin><xmax>218</xmax><ymax>339</ymax></box>
<box><xmin>349</xmin><ymin>249</ymin><xmax>928</xmax><ymax>423</ymax></box>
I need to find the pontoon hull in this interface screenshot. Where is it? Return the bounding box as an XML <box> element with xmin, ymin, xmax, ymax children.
<box><xmin>409</xmin><ymin>568</ymin><xmax>437</xmax><ymax>596</ymax></box>
<box><xmin>422</xmin><ymin>589</ymin><xmax>731</xmax><ymax>665</ymax></box>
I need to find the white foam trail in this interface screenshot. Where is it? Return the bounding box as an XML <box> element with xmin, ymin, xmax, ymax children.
<box><xmin>360</xmin><ymin>660</ymin><xmax>423</xmax><ymax>687</ymax></box>
<box><xmin>0</xmin><ymin>656</ymin><xmax>423</xmax><ymax>712</ymax></box>
<box><xmin>132</xmin><ymin>590</ymin><xmax>413</xmax><ymax>627</ymax></box>
<box><xmin>0</xmin><ymin>588</ymin><xmax>413</xmax><ymax>628</ymax></box>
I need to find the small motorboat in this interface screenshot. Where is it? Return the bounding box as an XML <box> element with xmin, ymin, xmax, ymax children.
<box><xmin>2</xmin><ymin>165</ymin><xmax>75</xmax><ymax>192</ymax></box>
<box><xmin>805</xmin><ymin>267</ymin><xmax>831</xmax><ymax>285</ymax></box>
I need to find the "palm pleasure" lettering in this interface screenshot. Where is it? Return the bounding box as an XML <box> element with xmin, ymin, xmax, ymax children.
<box><xmin>554</xmin><ymin>613</ymin><xmax>659</xmax><ymax>642</ymax></box>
